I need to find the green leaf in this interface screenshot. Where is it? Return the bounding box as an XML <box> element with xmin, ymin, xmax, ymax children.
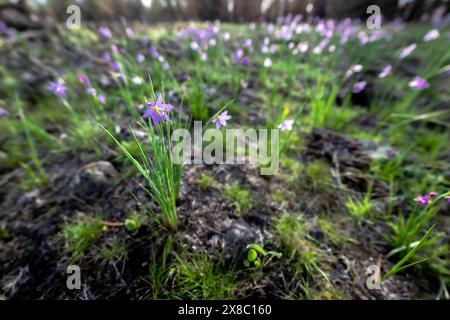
<box><xmin>247</xmin><ymin>249</ymin><xmax>257</xmax><ymax>262</ymax></box>
<box><xmin>125</xmin><ymin>219</ymin><xmax>140</xmax><ymax>232</ymax></box>
<box><xmin>246</xmin><ymin>243</ymin><xmax>267</xmax><ymax>256</ymax></box>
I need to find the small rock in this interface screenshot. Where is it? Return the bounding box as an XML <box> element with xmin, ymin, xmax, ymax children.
<box><xmin>223</xmin><ymin>221</ymin><xmax>264</xmax><ymax>258</ymax></box>
<box><xmin>71</xmin><ymin>161</ymin><xmax>119</xmax><ymax>200</ymax></box>
<box><xmin>18</xmin><ymin>189</ymin><xmax>40</xmax><ymax>206</ymax></box>
<box><xmin>366</xmin><ymin>145</ymin><xmax>398</xmax><ymax>161</ymax></box>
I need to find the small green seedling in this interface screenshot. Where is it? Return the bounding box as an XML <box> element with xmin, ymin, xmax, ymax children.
<box><xmin>197</xmin><ymin>172</ymin><xmax>214</xmax><ymax>189</ymax></box>
<box><xmin>224</xmin><ymin>184</ymin><xmax>253</xmax><ymax>214</ymax></box>
<box><xmin>243</xmin><ymin>243</ymin><xmax>282</xmax><ymax>269</ymax></box>
<box><xmin>0</xmin><ymin>224</ymin><xmax>12</xmax><ymax>241</ymax></box>
<box><xmin>124</xmin><ymin>218</ymin><xmax>141</xmax><ymax>233</ymax></box>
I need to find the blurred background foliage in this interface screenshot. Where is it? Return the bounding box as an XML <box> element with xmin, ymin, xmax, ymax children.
<box><xmin>1</xmin><ymin>0</ymin><xmax>449</xmax><ymax>25</ymax></box>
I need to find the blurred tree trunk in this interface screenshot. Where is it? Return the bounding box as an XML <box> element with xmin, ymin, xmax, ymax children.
<box><xmin>263</xmin><ymin>0</ymin><xmax>284</xmax><ymax>21</ymax></box>
<box><xmin>290</xmin><ymin>0</ymin><xmax>308</xmax><ymax>16</ymax></box>
<box><xmin>234</xmin><ymin>0</ymin><xmax>262</xmax><ymax>22</ymax></box>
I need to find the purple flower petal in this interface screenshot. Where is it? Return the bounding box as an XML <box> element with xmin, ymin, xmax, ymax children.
<box><xmin>0</xmin><ymin>107</ymin><xmax>8</xmax><ymax>117</ymax></box>
<box><xmin>212</xmin><ymin>111</ymin><xmax>231</xmax><ymax>129</ymax></box>
<box><xmin>353</xmin><ymin>81</ymin><xmax>367</xmax><ymax>94</ymax></box>
<box><xmin>409</xmin><ymin>76</ymin><xmax>429</xmax><ymax>90</ymax></box>
<box><xmin>415</xmin><ymin>195</ymin><xmax>430</xmax><ymax>206</ymax></box>
<box><xmin>378</xmin><ymin>65</ymin><xmax>392</xmax><ymax>78</ymax></box>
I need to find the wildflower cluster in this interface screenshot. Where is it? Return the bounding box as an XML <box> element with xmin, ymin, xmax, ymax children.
<box><xmin>78</xmin><ymin>74</ymin><xmax>106</xmax><ymax>104</ymax></box>
<box><xmin>415</xmin><ymin>191</ymin><xmax>450</xmax><ymax>207</ymax></box>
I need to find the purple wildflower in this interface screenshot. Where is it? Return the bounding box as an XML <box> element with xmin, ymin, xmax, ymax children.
<box><xmin>126</xmin><ymin>27</ymin><xmax>134</xmax><ymax>38</ymax></box>
<box><xmin>298</xmin><ymin>42</ymin><xmax>308</xmax><ymax>53</ymax></box>
<box><xmin>102</xmin><ymin>52</ymin><xmax>112</xmax><ymax>62</ymax></box>
<box><xmin>111</xmin><ymin>61</ymin><xmax>121</xmax><ymax>72</ymax></box>
<box><xmin>415</xmin><ymin>195</ymin><xmax>430</xmax><ymax>207</ymax></box>
<box><xmin>99</xmin><ymin>27</ymin><xmax>112</xmax><ymax>39</ymax></box>
<box><xmin>267</xmin><ymin>23</ymin><xmax>274</xmax><ymax>35</ymax></box>
<box><xmin>143</xmin><ymin>95</ymin><xmax>174</xmax><ymax>126</ymax></box>
<box><xmin>78</xmin><ymin>74</ymin><xmax>90</xmax><ymax>86</ymax></box>
<box><xmin>111</xmin><ymin>44</ymin><xmax>118</xmax><ymax>53</ymax></box>
<box><xmin>150</xmin><ymin>47</ymin><xmax>159</xmax><ymax>59</ymax></box>
<box><xmin>131</xmin><ymin>76</ymin><xmax>143</xmax><ymax>85</ymax></box>
<box><xmin>212</xmin><ymin>111</ymin><xmax>231</xmax><ymax>129</ymax></box>
<box><xmin>0</xmin><ymin>107</ymin><xmax>8</xmax><ymax>117</ymax></box>
<box><xmin>353</xmin><ymin>81</ymin><xmax>367</xmax><ymax>94</ymax></box>
<box><xmin>240</xmin><ymin>57</ymin><xmax>250</xmax><ymax>66</ymax></box>
<box><xmin>190</xmin><ymin>41</ymin><xmax>200</xmax><ymax>51</ymax></box>
<box><xmin>162</xmin><ymin>63</ymin><xmax>170</xmax><ymax>71</ymax></box>
<box><xmin>428</xmin><ymin>192</ymin><xmax>437</xmax><ymax>199</ymax></box>
<box><xmin>409</xmin><ymin>76</ymin><xmax>429</xmax><ymax>90</ymax></box>
<box><xmin>353</xmin><ymin>65</ymin><xmax>363</xmax><ymax>73</ymax></box>
<box><xmin>98</xmin><ymin>95</ymin><xmax>106</xmax><ymax>104</ymax></box>
<box><xmin>399</xmin><ymin>43</ymin><xmax>417</xmax><ymax>59</ymax></box>
<box><xmin>199</xmin><ymin>51</ymin><xmax>207</xmax><ymax>61</ymax></box>
<box><xmin>136</xmin><ymin>54</ymin><xmax>145</xmax><ymax>64</ymax></box>
<box><xmin>113</xmin><ymin>72</ymin><xmax>125</xmax><ymax>84</ymax></box>
<box><xmin>277</xmin><ymin>119</ymin><xmax>294</xmax><ymax>132</ymax></box>
<box><xmin>312</xmin><ymin>46</ymin><xmax>322</xmax><ymax>55</ymax></box>
<box><xmin>142</xmin><ymin>37</ymin><xmax>150</xmax><ymax>46</ymax></box>
<box><xmin>0</xmin><ymin>21</ymin><xmax>14</xmax><ymax>38</ymax></box>
<box><xmin>378</xmin><ymin>65</ymin><xmax>392</xmax><ymax>78</ymax></box>
<box><xmin>423</xmin><ymin>29</ymin><xmax>439</xmax><ymax>42</ymax></box>
<box><xmin>222</xmin><ymin>32</ymin><xmax>230</xmax><ymax>42</ymax></box>
<box><xmin>269</xmin><ymin>44</ymin><xmax>278</xmax><ymax>54</ymax></box>
<box><xmin>208</xmin><ymin>38</ymin><xmax>217</xmax><ymax>46</ymax></box>
<box><xmin>232</xmin><ymin>48</ymin><xmax>244</xmax><ymax>64</ymax></box>
<box><xmin>263</xmin><ymin>57</ymin><xmax>273</xmax><ymax>68</ymax></box>
<box><xmin>242</xmin><ymin>39</ymin><xmax>252</xmax><ymax>48</ymax></box>
<box><xmin>86</xmin><ymin>87</ymin><xmax>97</xmax><ymax>96</ymax></box>
<box><xmin>346</xmin><ymin>64</ymin><xmax>363</xmax><ymax>78</ymax></box>
<box><xmin>49</xmin><ymin>81</ymin><xmax>67</xmax><ymax>97</ymax></box>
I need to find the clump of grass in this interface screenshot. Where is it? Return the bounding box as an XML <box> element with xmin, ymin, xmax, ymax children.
<box><xmin>383</xmin><ymin>192</ymin><xmax>450</xmax><ymax>284</ymax></box>
<box><xmin>97</xmin><ymin>240</ymin><xmax>128</xmax><ymax>272</ymax></box>
<box><xmin>187</xmin><ymin>74</ymin><xmax>208</xmax><ymax>121</ymax></box>
<box><xmin>149</xmin><ymin>237</ymin><xmax>174</xmax><ymax>299</ymax></box>
<box><xmin>383</xmin><ymin>224</ymin><xmax>436</xmax><ymax>281</ymax></box>
<box><xmin>274</xmin><ymin>214</ymin><xmax>331</xmax><ymax>297</ymax></box>
<box><xmin>305</xmin><ymin>160</ymin><xmax>331</xmax><ymax>189</ymax></box>
<box><xmin>119</xmin><ymin>140</ymin><xmax>143</xmax><ymax>161</ymax></box>
<box><xmin>16</xmin><ymin>103</ymin><xmax>49</xmax><ymax>189</ymax></box>
<box><xmin>272</xmin><ymin>190</ymin><xmax>287</xmax><ymax>204</ymax></box>
<box><xmin>68</xmin><ymin>120</ymin><xmax>102</xmax><ymax>154</ymax></box>
<box><xmin>61</xmin><ymin>215</ymin><xmax>103</xmax><ymax>262</ymax></box>
<box><xmin>281</xmin><ymin>157</ymin><xmax>304</xmax><ymax>184</ymax></box>
<box><xmin>386</xmin><ymin>197</ymin><xmax>440</xmax><ymax>249</ymax></box>
<box><xmin>100</xmin><ymin>93</ymin><xmax>182</xmax><ymax>231</ymax></box>
<box><xmin>171</xmin><ymin>254</ymin><xmax>238</xmax><ymax>299</ymax></box>
<box><xmin>197</xmin><ymin>172</ymin><xmax>215</xmax><ymax>189</ymax></box>
<box><xmin>317</xmin><ymin>216</ymin><xmax>353</xmax><ymax>247</ymax></box>
<box><xmin>224</xmin><ymin>184</ymin><xmax>253</xmax><ymax>214</ymax></box>
<box><xmin>345</xmin><ymin>193</ymin><xmax>372</xmax><ymax>221</ymax></box>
